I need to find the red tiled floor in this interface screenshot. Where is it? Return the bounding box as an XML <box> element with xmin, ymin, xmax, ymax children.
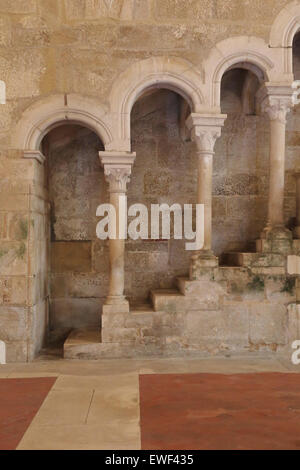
<box><xmin>0</xmin><ymin>377</ymin><xmax>57</xmax><ymax>450</ymax></box>
<box><xmin>139</xmin><ymin>373</ymin><xmax>300</xmax><ymax>450</ymax></box>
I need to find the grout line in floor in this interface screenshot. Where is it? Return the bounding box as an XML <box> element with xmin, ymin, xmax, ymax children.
<box><xmin>85</xmin><ymin>389</ymin><xmax>95</xmax><ymax>424</ymax></box>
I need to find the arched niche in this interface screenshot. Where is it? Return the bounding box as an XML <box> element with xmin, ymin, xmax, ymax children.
<box><xmin>109</xmin><ymin>56</ymin><xmax>204</xmax><ymax>151</ymax></box>
<box><xmin>270</xmin><ymin>1</ymin><xmax>300</xmax><ymax>76</ymax></box>
<box><xmin>12</xmin><ymin>94</ymin><xmax>114</xmax><ymax>152</ymax></box>
<box><xmin>203</xmin><ymin>36</ymin><xmax>278</xmax><ymax>109</ymax></box>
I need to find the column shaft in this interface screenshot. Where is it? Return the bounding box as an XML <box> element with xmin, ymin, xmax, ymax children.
<box><xmin>185</xmin><ymin>114</ymin><xmax>226</xmax><ymax>281</ymax></box>
<box><xmin>294</xmin><ymin>173</ymin><xmax>300</xmax><ymax>239</ymax></box>
<box><xmin>257</xmin><ymin>86</ymin><xmax>297</xmax><ymax>240</ymax></box>
<box><xmin>108</xmin><ymin>191</ymin><xmax>126</xmax><ymax>301</ymax></box>
<box><xmin>267</xmin><ymin>118</ymin><xmax>286</xmax><ymax>228</ymax></box>
<box><xmin>197</xmin><ymin>151</ymin><xmax>213</xmax><ymax>251</ymax></box>
<box><xmin>99</xmin><ymin>152</ymin><xmax>136</xmax><ymax>314</ymax></box>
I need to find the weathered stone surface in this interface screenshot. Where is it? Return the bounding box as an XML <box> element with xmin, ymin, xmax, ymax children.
<box><xmin>102</xmin><ymin>327</ymin><xmax>140</xmax><ymax>344</ymax></box>
<box><xmin>50</xmin><ymin>298</ymin><xmax>102</xmax><ymax>329</ymax></box>
<box><xmin>51</xmin><ymin>241</ymin><xmax>92</xmax><ymax>273</ymax></box>
<box><xmin>226</xmin><ymin>274</ymin><xmax>265</xmax><ymax>302</ymax></box>
<box><xmin>5</xmin><ymin>341</ymin><xmax>27</xmax><ymax>362</ymax></box>
<box><xmin>0</xmin><ymin>242</ymin><xmax>27</xmax><ymax>276</ymax></box>
<box><xmin>249</xmin><ymin>304</ymin><xmax>288</xmax><ymax>347</ymax></box>
<box><xmin>29</xmin><ymin>300</ymin><xmax>48</xmax><ymax>358</ymax></box>
<box><xmin>0</xmin><ymin>306</ymin><xmax>27</xmax><ymax>341</ymax></box>
<box><xmin>151</xmin><ymin>290</ymin><xmax>185</xmax><ymax>313</ymax></box>
<box><xmin>0</xmin><ymin>0</ymin><xmax>36</xmax><ymax>13</ymax></box>
<box><xmin>185</xmin><ymin>304</ymin><xmax>249</xmax><ymax>350</ymax></box>
<box><xmin>0</xmin><ymin>277</ymin><xmax>27</xmax><ymax>305</ymax></box>
<box><xmin>264</xmin><ymin>276</ymin><xmax>296</xmax><ymax>303</ymax></box>
<box><xmin>2</xmin><ymin>0</ymin><xmax>300</xmax><ymax>362</ymax></box>
<box><xmin>287</xmin><ymin>303</ymin><xmax>300</xmax><ymax>344</ymax></box>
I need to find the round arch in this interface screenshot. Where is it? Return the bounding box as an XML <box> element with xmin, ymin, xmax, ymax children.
<box><xmin>109</xmin><ymin>56</ymin><xmax>204</xmax><ymax>149</ymax></box>
<box><xmin>270</xmin><ymin>1</ymin><xmax>300</xmax><ymax>75</ymax></box>
<box><xmin>12</xmin><ymin>94</ymin><xmax>114</xmax><ymax>151</ymax></box>
<box><xmin>203</xmin><ymin>36</ymin><xmax>279</xmax><ymax>109</ymax></box>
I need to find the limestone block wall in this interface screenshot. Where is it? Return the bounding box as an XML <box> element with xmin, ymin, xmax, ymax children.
<box><xmin>44</xmin><ymin>126</ymin><xmax>108</xmax><ymax>332</ymax></box>
<box><xmin>8</xmin><ymin>86</ymin><xmax>300</xmax><ymax>342</ymax></box>
<box><xmin>44</xmin><ymin>87</ymin><xmax>271</xmax><ymax>333</ymax></box>
<box><xmin>96</xmin><ymin>262</ymin><xmax>298</xmax><ymax>359</ymax></box>
<box><xmin>0</xmin><ymin>150</ymin><xmax>48</xmax><ymax>361</ymax></box>
<box><xmin>0</xmin><ymin>0</ymin><xmax>292</xmax><ymax>115</ymax></box>
<box><xmin>28</xmin><ymin>158</ymin><xmax>49</xmax><ymax>360</ymax></box>
<box><xmin>2</xmin><ymin>0</ymin><xmax>300</xmax><ymax>360</ymax></box>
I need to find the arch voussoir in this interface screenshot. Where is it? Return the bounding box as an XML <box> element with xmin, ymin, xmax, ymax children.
<box><xmin>12</xmin><ymin>94</ymin><xmax>114</xmax><ymax>151</ymax></box>
<box><xmin>109</xmin><ymin>56</ymin><xmax>205</xmax><ymax>149</ymax></box>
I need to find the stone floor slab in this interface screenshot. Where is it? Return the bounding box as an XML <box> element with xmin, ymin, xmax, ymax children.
<box><xmin>31</xmin><ymin>389</ymin><xmax>94</xmax><ymax>426</ymax></box>
<box><xmin>139</xmin><ymin>372</ymin><xmax>300</xmax><ymax>450</ymax></box>
<box><xmin>0</xmin><ymin>377</ymin><xmax>56</xmax><ymax>450</ymax></box>
<box><xmin>17</xmin><ymin>422</ymin><xmax>141</xmax><ymax>450</ymax></box>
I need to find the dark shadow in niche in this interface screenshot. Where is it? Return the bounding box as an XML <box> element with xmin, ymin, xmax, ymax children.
<box><xmin>41</xmin><ymin>124</ymin><xmax>106</xmax><ymax>347</ymax></box>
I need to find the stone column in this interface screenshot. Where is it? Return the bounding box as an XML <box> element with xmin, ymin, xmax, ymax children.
<box><xmin>186</xmin><ymin>114</ymin><xmax>226</xmax><ymax>279</ymax></box>
<box><xmin>294</xmin><ymin>172</ymin><xmax>300</xmax><ymax>239</ymax></box>
<box><xmin>258</xmin><ymin>86</ymin><xmax>297</xmax><ymax>240</ymax></box>
<box><xmin>99</xmin><ymin>152</ymin><xmax>136</xmax><ymax>314</ymax></box>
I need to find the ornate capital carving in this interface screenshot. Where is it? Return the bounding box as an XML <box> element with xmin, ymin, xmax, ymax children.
<box><xmin>192</xmin><ymin>128</ymin><xmax>222</xmax><ymax>154</ymax></box>
<box><xmin>186</xmin><ymin>113</ymin><xmax>226</xmax><ymax>155</ymax></box>
<box><xmin>257</xmin><ymin>84</ymin><xmax>300</xmax><ymax>124</ymax></box>
<box><xmin>262</xmin><ymin>98</ymin><xmax>292</xmax><ymax>124</ymax></box>
<box><xmin>99</xmin><ymin>151</ymin><xmax>136</xmax><ymax>193</ymax></box>
<box><xmin>104</xmin><ymin>166</ymin><xmax>131</xmax><ymax>192</ymax></box>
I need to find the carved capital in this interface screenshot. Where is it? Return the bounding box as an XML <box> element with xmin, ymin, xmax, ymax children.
<box><xmin>104</xmin><ymin>166</ymin><xmax>131</xmax><ymax>192</ymax></box>
<box><xmin>99</xmin><ymin>151</ymin><xmax>136</xmax><ymax>193</ymax></box>
<box><xmin>262</xmin><ymin>98</ymin><xmax>292</xmax><ymax>124</ymax></box>
<box><xmin>192</xmin><ymin>128</ymin><xmax>222</xmax><ymax>154</ymax></box>
<box><xmin>186</xmin><ymin>113</ymin><xmax>226</xmax><ymax>155</ymax></box>
<box><xmin>257</xmin><ymin>84</ymin><xmax>299</xmax><ymax>124</ymax></box>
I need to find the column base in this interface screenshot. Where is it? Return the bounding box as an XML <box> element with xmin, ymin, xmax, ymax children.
<box><xmin>102</xmin><ymin>296</ymin><xmax>130</xmax><ymax>314</ymax></box>
<box><xmin>189</xmin><ymin>250</ymin><xmax>218</xmax><ymax>281</ymax></box>
<box><xmin>257</xmin><ymin>225</ymin><xmax>292</xmax><ymax>255</ymax></box>
<box><xmin>260</xmin><ymin>225</ymin><xmax>292</xmax><ymax>240</ymax></box>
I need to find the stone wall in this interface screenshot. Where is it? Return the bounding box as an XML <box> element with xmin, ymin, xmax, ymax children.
<box><xmin>45</xmin><ymin>81</ymin><xmax>300</xmax><ymax>336</ymax></box>
<box><xmin>0</xmin><ymin>0</ymin><xmax>292</xmax><ymax>118</ymax></box>
<box><xmin>45</xmin><ymin>93</ymin><xmax>194</xmax><ymax>333</ymax></box>
<box><xmin>1</xmin><ymin>0</ymin><xmax>300</xmax><ymax>361</ymax></box>
<box><xmin>65</xmin><ymin>255</ymin><xmax>300</xmax><ymax>359</ymax></box>
<box><xmin>44</xmin><ymin>125</ymin><xmax>107</xmax><ymax>334</ymax></box>
<box><xmin>0</xmin><ymin>150</ymin><xmax>49</xmax><ymax>361</ymax></box>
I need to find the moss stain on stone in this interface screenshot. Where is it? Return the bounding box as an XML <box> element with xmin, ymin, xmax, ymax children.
<box><xmin>281</xmin><ymin>278</ymin><xmax>295</xmax><ymax>295</ymax></box>
<box><xmin>230</xmin><ymin>282</ymin><xmax>243</xmax><ymax>293</ymax></box>
<box><xmin>16</xmin><ymin>242</ymin><xmax>26</xmax><ymax>259</ymax></box>
<box><xmin>0</xmin><ymin>248</ymin><xmax>8</xmax><ymax>258</ymax></box>
<box><xmin>19</xmin><ymin>219</ymin><xmax>28</xmax><ymax>240</ymax></box>
<box><xmin>247</xmin><ymin>275</ymin><xmax>265</xmax><ymax>292</ymax></box>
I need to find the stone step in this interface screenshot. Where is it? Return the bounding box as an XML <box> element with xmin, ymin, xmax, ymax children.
<box><xmin>222</xmin><ymin>251</ymin><xmax>286</xmax><ymax>269</ymax></box>
<box><xmin>150</xmin><ymin>289</ymin><xmax>185</xmax><ymax>312</ymax></box>
<box><xmin>129</xmin><ymin>303</ymin><xmax>155</xmax><ymax>315</ymax></box>
<box><xmin>217</xmin><ymin>266</ymin><xmax>249</xmax><ymax>281</ymax></box>
<box><xmin>177</xmin><ymin>277</ymin><xmax>190</xmax><ymax>295</ymax></box>
<box><xmin>222</xmin><ymin>252</ymin><xmax>257</xmax><ymax>267</ymax></box>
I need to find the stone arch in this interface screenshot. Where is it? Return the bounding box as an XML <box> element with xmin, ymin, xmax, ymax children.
<box><xmin>12</xmin><ymin>94</ymin><xmax>114</xmax><ymax>151</ymax></box>
<box><xmin>270</xmin><ymin>1</ymin><xmax>300</xmax><ymax>75</ymax></box>
<box><xmin>204</xmin><ymin>37</ymin><xmax>279</xmax><ymax>109</ymax></box>
<box><xmin>109</xmin><ymin>56</ymin><xmax>204</xmax><ymax>150</ymax></box>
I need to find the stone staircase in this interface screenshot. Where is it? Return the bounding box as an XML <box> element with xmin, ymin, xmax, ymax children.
<box><xmin>64</xmin><ymin>235</ymin><xmax>299</xmax><ymax>359</ymax></box>
<box><xmin>221</xmin><ymin>251</ymin><xmax>285</xmax><ymax>269</ymax></box>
